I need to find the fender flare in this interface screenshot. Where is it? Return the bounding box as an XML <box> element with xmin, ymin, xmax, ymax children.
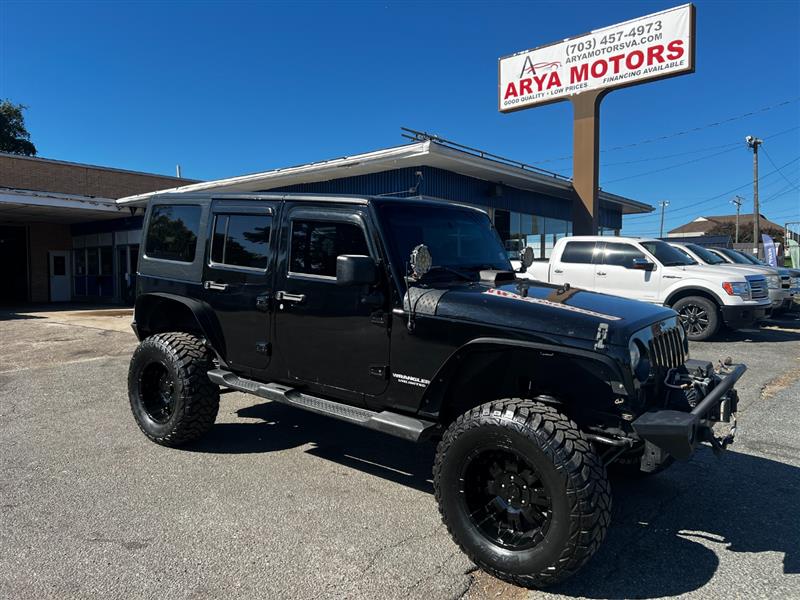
<box><xmin>134</xmin><ymin>292</ymin><xmax>227</xmax><ymax>364</ymax></box>
<box><xmin>418</xmin><ymin>336</ymin><xmax>633</xmax><ymax>418</ymax></box>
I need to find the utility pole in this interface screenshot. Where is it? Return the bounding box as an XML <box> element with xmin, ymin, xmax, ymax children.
<box><xmin>658</xmin><ymin>201</ymin><xmax>670</xmax><ymax>238</ymax></box>
<box><xmin>731</xmin><ymin>195</ymin><xmax>743</xmax><ymax>243</ymax></box>
<box><xmin>746</xmin><ymin>135</ymin><xmax>763</xmax><ymax>255</ymax></box>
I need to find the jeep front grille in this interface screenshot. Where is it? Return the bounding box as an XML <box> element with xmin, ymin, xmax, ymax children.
<box><xmin>649</xmin><ymin>326</ymin><xmax>686</xmax><ymax>370</ymax></box>
<box><xmin>781</xmin><ymin>275</ymin><xmax>791</xmax><ymax>289</ymax></box>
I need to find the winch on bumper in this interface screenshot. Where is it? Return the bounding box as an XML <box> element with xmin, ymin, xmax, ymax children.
<box><xmin>632</xmin><ymin>359</ymin><xmax>744</xmax><ymax>461</ymax></box>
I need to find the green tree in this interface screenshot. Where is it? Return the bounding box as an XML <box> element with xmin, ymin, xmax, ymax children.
<box><xmin>707</xmin><ymin>221</ymin><xmax>784</xmax><ymax>246</ymax></box>
<box><xmin>0</xmin><ymin>100</ymin><xmax>37</xmax><ymax>156</ymax></box>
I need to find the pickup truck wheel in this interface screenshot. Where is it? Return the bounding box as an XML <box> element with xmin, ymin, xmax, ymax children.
<box><xmin>128</xmin><ymin>332</ymin><xmax>220</xmax><ymax>446</ymax></box>
<box><xmin>672</xmin><ymin>296</ymin><xmax>719</xmax><ymax>341</ymax></box>
<box><xmin>433</xmin><ymin>399</ymin><xmax>611</xmax><ymax>588</ymax></box>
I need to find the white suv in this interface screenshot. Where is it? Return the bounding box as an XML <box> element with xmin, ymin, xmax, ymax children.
<box><xmin>522</xmin><ymin>236</ymin><xmax>771</xmax><ymax>340</ymax></box>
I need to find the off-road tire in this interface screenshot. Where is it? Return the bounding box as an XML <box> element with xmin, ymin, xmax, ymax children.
<box><xmin>433</xmin><ymin>399</ymin><xmax>611</xmax><ymax>589</ymax></box>
<box><xmin>128</xmin><ymin>332</ymin><xmax>219</xmax><ymax>446</ymax></box>
<box><xmin>672</xmin><ymin>296</ymin><xmax>719</xmax><ymax>341</ymax></box>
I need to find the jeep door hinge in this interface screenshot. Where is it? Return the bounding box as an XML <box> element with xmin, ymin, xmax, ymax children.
<box><xmin>594</xmin><ymin>323</ymin><xmax>609</xmax><ymax>350</ymax></box>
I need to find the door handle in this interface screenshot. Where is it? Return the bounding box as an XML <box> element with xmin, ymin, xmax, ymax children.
<box><xmin>554</xmin><ymin>269</ymin><xmax>564</xmax><ymax>274</ymax></box>
<box><xmin>596</xmin><ymin>271</ymin><xmax>607</xmax><ymax>276</ymax></box>
<box><xmin>276</xmin><ymin>291</ymin><xmax>306</xmax><ymax>303</ymax></box>
<box><xmin>203</xmin><ymin>281</ymin><xmax>229</xmax><ymax>291</ymax></box>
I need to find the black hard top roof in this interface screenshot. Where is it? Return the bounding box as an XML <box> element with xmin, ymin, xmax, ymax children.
<box><xmin>148</xmin><ymin>192</ymin><xmax>487</xmax><ymax>213</ymax></box>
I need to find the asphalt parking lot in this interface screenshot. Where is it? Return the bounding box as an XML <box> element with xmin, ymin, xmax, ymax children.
<box><xmin>1</xmin><ymin>307</ymin><xmax>799</xmax><ymax>600</ymax></box>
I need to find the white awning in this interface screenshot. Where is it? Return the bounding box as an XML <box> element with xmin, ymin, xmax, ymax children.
<box><xmin>0</xmin><ymin>188</ymin><xmax>124</xmax><ymax>224</ymax></box>
<box><xmin>116</xmin><ymin>141</ymin><xmax>653</xmax><ymax>215</ymax></box>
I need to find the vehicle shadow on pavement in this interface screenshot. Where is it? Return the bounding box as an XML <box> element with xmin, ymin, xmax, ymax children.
<box><xmin>715</xmin><ymin>325</ymin><xmax>800</xmax><ymax>344</ymax></box>
<box><xmin>551</xmin><ymin>450</ymin><xmax>800</xmax><ymax>598</ymax></box>
<box><xmin>191</xmin><ymin>402</ymin><xmax>800</xmax><ymax>598</ymax></box>
<box><xmin>187</xmin><ymin>402</ymin><xmax>799</xmax><ymax>597</ymax></box>
<box><xmin>186</xmin><ymin>401</ymin><xmax>437</xmax><ymax>494</ymax></box>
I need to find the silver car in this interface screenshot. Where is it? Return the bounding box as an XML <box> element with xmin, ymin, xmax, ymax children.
<box><xmin>670</xmin><ymin>243</ymin><xmax>787</xmax><ymax>314</ymax></box>
<box><xmin>708</xmin><ymin>247</ymin><xmax>795</xmax><ymax>314</ymax></box>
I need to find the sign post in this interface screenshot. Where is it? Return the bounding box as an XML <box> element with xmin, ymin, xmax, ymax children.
<box><xmin>499</xmin><ymin>4</ymin><xmax>696</xmax><ymax>234</ymax></box>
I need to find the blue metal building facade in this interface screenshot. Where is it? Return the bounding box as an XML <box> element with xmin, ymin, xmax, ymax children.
<box><xmin>266</xmin><ymin>166</ymin><xmax>622</xmax><ymax>230</ymax></box>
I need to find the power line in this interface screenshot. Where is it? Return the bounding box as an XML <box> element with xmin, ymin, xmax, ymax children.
<box><xmin>601</xmin><ymin>126</ymin><xmax>800</xmax><ymax>186</ymax></box>
<box><xmin>761</xmin><ymin>177</ymin><xmax>800</xmax><ymax>204</ymax></box>
<box><xmin>533</xmin><ymin>98</ymin><xmax>800</xmax><ymax>164</ymax></box>
<box><xmin>624</xmin><ymin>155</ymin><xmax>800</xmax><ymax>220</ymax></box>
<box><xmin>600</xmin><ymin>141</ymin><xmax>740</xmax><ymax>167</ymax></box>
<box><xmin>761</xmin><ymin>145</ymin><xmax>799</xmax><ymax>189</ymax></box>
<box><xmin>601</xmin><ymin>145</ymin><xmax>741</xmax><ymax>185</ymax></box>
<box><xmin>600</xmin><ymin>125</ymin><xmax>799</xmax><ymax>168</ymax></box>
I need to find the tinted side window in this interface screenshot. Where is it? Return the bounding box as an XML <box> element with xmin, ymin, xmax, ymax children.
<box><xmin>290</xmin><ymin>220</ymin><xmax>369</xmax><ymax>277</ymax></box>
<box><xmin>211</xmin><ymin>214</ymin><xmax>272</xmax><ymax>269</ymax></box>
<box><xmin>560</xmin><ymin>242</ymin><xmax>597</xmax><ymax>264</ymax></box>
<box><xmin>145</xmin><ymin>205</ymin><xmax>201</xmax><ymax>263</ymax></box>
<box><xmin>602</xmin><ymin>243</ymin><xmax>645</xmax><ymax>267</ymax></box>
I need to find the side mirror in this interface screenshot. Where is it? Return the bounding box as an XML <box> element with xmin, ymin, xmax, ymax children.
<box><xmin>520</xmin><ymin>246</ymin><xmax>535</xmax><ymax>270</ymax></box>
<box><xmin>336</xmin><ymin>255</ymin><xmax>378</xmax><ymax>286</ymax></box>
<box><xmin>631</xmin><ymin>257</ymin><xmax>655</xmax><ymax>271</ymax></box>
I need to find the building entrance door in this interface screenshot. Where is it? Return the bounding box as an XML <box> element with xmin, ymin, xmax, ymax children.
<box><xmin>0</xmin><ymin>226</ymin><xmax>28</xmax><ymax>304</ymax></box>
<box><xmin>49</xmin><ymin>251</ymin><xmax>71</xmax><ymax>302</ymax></box>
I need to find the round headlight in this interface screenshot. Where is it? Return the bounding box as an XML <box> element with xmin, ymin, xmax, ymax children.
<box><xmin>629</xmin><ymin>339</ymin><xmax>641</xmax><ymax>370</ymax></box>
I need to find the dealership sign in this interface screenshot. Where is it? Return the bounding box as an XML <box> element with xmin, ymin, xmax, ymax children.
<box><xmin>499</xmin><ymin>4</ymin><xmax>695</xmax><ymax>112</ymax></box>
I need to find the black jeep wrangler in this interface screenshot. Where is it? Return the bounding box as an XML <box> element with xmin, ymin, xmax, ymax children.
<box><xmin>128</xmin><ymin>193</ymin><xmax>744</xmax><ymax>588</ymax></box>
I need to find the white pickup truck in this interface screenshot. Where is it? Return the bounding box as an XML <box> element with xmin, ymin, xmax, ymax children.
<box><xmin>519</xmin><ymin>236</ymin><xmax>770</xmax><ymax>341</ymax></box>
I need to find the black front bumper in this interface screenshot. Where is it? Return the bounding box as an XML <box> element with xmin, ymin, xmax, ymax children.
<box><xmin>720</xmin><ymin>304</ymin><xmax>767</xmax><ymax>328</ymax></box>
<box><xmin>631</xmin><ymin>363</ymin><xmax>745</xmax><ymax>460</ymax></box>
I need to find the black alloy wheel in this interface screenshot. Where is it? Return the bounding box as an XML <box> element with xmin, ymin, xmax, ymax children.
<box><xmin>678</xmin><ymin>303</ymin><xmax>709</xmax><ymax>336</ymax></box>
<box><xmin>434</xmin><ymin>399</ymin><xmax>611</xmax><ymax>588</ymax></box>
<box><xmin>139</xmin><ymin>362</ymin><xmax>176</xmax><ymax>423</ymax></box>
<box><xmin>672</xmin><ymin>296</ymin><xmax>719</xmax><ymax>341</ymax></box>
<box><xmin>462</xmin><ymin>448</ymin><xmax>552</xmax><ymax>550</ymax></box>
<box><xmin>128</xmin><ymin>332</ymin><xmax>220</xmax><ymax>446</ymax></box>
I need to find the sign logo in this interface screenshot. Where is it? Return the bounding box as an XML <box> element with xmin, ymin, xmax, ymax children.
<box><xmin>499</xmin><ymin>3</ymin><xmax>695</xmax><ymax>112</ymax></box>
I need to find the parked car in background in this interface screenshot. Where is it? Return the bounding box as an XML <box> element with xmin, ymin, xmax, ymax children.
<box><xmin>731</xmin><ymin>249</ymin><xmax>800</xmax><ymax>301</ymax></box>
<box><xmin>670</xmin><ymin>242</ymin><xmax>789</xmax><ymax>315</ymax></box>
<box><xmin>520</xmin><ymin>236</ymin><xmax>770</xmax><ymax>341</ymax></box>
<box><xmin>707</xmin><ymin>248</ymin><xmax>796</xmax><ymax>315</ymax></box>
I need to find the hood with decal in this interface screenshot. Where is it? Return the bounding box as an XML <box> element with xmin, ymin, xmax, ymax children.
<box><xmin>409</xmin><ymin>279</ymin><xmax>675</xmax><ymax>345</ymax></box>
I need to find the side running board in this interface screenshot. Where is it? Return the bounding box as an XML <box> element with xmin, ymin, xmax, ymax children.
<box><xmin>207</xmin><ymin>369</ymin><xmax>439</xmax><ymax>443</ymax></box>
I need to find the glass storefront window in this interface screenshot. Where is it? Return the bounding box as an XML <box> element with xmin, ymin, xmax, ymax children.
<box><xmin>87</xmin><ymin>248</ymin><xmax>99</xmax><ymax>275</ymax></box>
<box><xmin>494</xmin><ymin>210</ymin><xmax>570</xmax><ymax>260</ymax></box>
<box><xmin>100</xmin><ymin>247</ymin><xmax>113</xmax><ymax>275</ymax></box>
<box><xmin>544</xmin><ymin>217</ymin><xmax>570</xmax><ymax>259</ymax></box>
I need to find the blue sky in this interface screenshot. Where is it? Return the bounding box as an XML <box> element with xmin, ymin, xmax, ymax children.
<box><xmin>1</xmin><ymin>0</ymin><xmax>798</xmax><ymax>235</ymax></box>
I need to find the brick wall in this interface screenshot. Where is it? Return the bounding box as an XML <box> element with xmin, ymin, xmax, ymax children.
<box><xmin>28</xmin><ymin>223</ymin><xmax>73</xmax><ymax>302</ymax></box>
<box><xmin>0</xmin><ymin>154</ymin><xmax>198</xmax><ymax>199</ymax></box>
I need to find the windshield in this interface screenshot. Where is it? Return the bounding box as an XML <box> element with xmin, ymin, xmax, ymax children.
<box><xmin>641</xmin><ymin>240</ymin><xmax>697</xmax><ymax>266</ymax></box>
<box><xmin>715</xmin><ymin>247</ymin><xmax>752</xmax><ymax>264</ymax></box>
<box><xmin>686</xmin><ymin>243</ymin><xmax>726</xmax><ymax>265</ymax></box>
<box><xmin>734</xmin><ymin>250</ymin><xmax>763</xmax><ymax>265</ymax></box>
<box><xmin>375</xmin><ymin>202</ymin><xmax>511</xmax><ymax>277</ymax></box>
